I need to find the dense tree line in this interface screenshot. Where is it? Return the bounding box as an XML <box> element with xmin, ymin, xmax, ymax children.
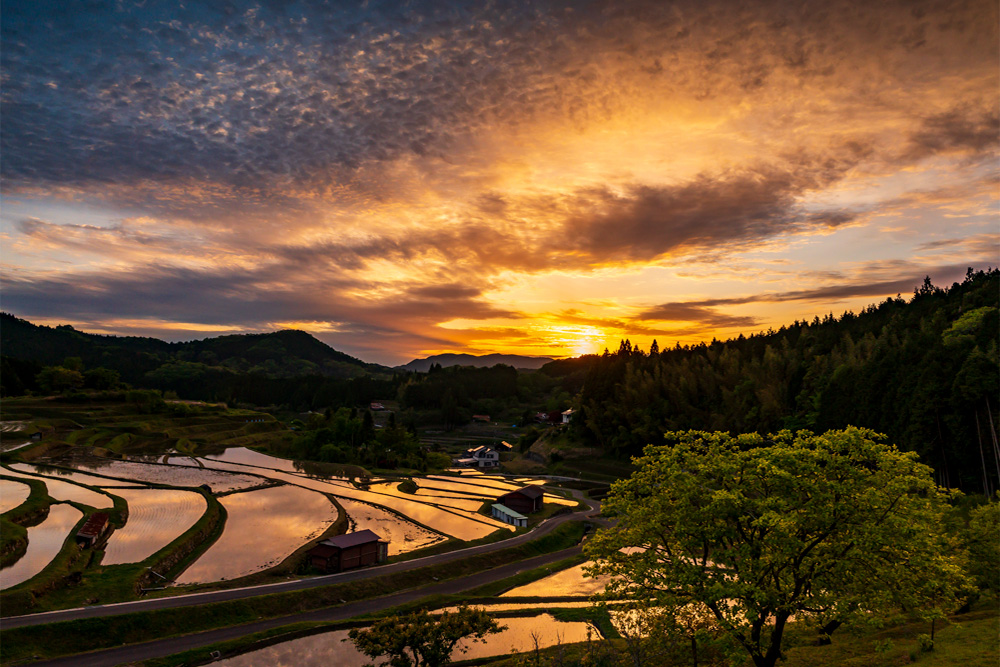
<box><xmin>553</xmin><ymin>269</ymin><xmax>999</xmax><ymax>493</ymax></box>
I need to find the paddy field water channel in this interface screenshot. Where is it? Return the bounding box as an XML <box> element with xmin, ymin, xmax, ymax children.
<box><xmin>1</xmin><ymin>467</ymin><xmax>113</xmax><ymax>508</ymax></box>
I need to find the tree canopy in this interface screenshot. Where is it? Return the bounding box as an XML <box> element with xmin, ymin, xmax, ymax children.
<box><xmin>348</xmin><ymin>606</ymin><xmax>504</xmax><ymax>667</ymax></box>
<box><xmin>585</xmin><ymin>427</ymin><xmax>970</xmax><ymax>667</ymax></box>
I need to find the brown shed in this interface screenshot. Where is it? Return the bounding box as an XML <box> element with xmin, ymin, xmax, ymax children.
<box><xmin>76</xmin><ymin>512</ymin><xmax>111</xmax><ymax>548</ymax></box>
<box><xmin>498</xmin><ymin>485</ymin><xmax>545</xmax><ymax>514</ymax></box>
<box><xmin>307</xmin><ymin>529</ymin><xmax>388</xmax><ymax>573</ymax></box>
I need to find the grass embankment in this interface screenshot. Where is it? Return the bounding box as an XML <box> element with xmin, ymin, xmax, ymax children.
<box><xmin>0</xmin><ymin>474</ymin><xmax>53</xmax><ymax>568</ymax></box>
<box><xmin>0</xmin><ymin>521</ymin><xmax>588</xmax><ymax>664</ymax></box>
<box><xmin>2</xmin><ymin>486</ymin><xmax>225</xmax><ymax>616</ymax></box>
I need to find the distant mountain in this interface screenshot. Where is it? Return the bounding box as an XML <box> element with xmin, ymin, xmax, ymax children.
<box><xmin>0</xmin><ymin>313</ymin><xmax>389</xmax><ymax>384</ymax></box>
<box><xmin>397</xmin><ymin>353</ymin><xmax>556</xmax><ymax>372</ymax></box>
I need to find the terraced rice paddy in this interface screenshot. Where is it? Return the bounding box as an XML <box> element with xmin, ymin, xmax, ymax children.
<box><xmin>0</xmin><ymin>504</ymin><xmax>82</xmax><ymax>589</ymax></box>
<box><xmin>367</xmin><ymin>482</ymin><xmax>487</xmax><ymax>512</ymax></box>
<box><xmin>102</xmin><ymin>488</ymin><xmax>207</xmax><ymax>565</ymax></box>
<box><xmin>73</xmin><ymin>460</ymin><xmax>269</xmax><ymax>493</ymax></box>
<box><xmin>0</xmin><ymin>440</ymin><xmax>32</xmax><ymax>453</ymax></box>
<box><xmin>203</xmin><ymin>447</ymin><xmax>302</xmax><ymax>473</ymax></box>
<box><xmin>501</xmin><ymin>561</ymin><xmax>612</xmax><ymax>597</ymax></box>
<box><xmin>174</xmin><ymin>484</ymin><xmax>338</xmax><ymax>585</ymax></box>
<box><xmin>187</xmin><ymin>459</ymin><xmax>510</xmax><ymax>541</ymax></box>
<box><xmin>422</xmin><ymin>476</ymin><xmax>578</xmax><ymax>507</ymax></box>
<box><xmin>335</xmin><ymin>497</ymin><xmax>445</xmax><ymax>555</ymax></box>
<box><xmin>7</xmin><ymin>463</ymin><xmax>146</xmax><ymax>488</ymax></box>
<box><xmin>215</xmin><ymin>614</ymin><xmax>597</xmax><ymax>667</ymax></box>
<box><xmin>0</xmin><ymin>479</ymin><xmax>31</xmax><ymax>513</ymax></box>
<box><xmin>0</xmin><ymin>468</ymin><xmax>113</xmax><ymax>508</ymax></box>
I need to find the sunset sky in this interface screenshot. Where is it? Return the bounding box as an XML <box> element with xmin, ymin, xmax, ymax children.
<box><xmin>2</xmin><ymin>0</ymin><xmax>997</xmax><ymax>365</ymax></box>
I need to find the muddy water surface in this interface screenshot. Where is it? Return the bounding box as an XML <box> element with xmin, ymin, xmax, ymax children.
<box><xmin>175</xmin><ymin>485</ymin><xmax>338</xmax><ymax>584</ymax></box>
<box><xmin>0</xmin><ymin>504</ymin><xmax>82</xmax><ymax>589</ymax></box>
<box><xmin>8</xmin><ymin>463</ymin><xmax>146</xmax><ymax>488</ymax></box>
<box><xmin>74</xmin><ymin>460</ymin><xmax>268</xmax><ymax>492</ymax></box>
<box><xmin>102</xmin><ymin>488</ymin><xmax>206</xmax><ymax>565</ymax></box>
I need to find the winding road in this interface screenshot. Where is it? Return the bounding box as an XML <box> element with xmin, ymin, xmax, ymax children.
<box><xmin>5</xmin><ymin>491</ymin><xmax>606</xmax><ymax>667</ymax></box>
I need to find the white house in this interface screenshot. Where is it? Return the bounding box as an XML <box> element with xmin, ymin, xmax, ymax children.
<box><xmin>561</xmin><ymin>409</ymin><xmax>575</xmax><ymax>424</ymax></box>
<box><xmin>458</xmin><ymin>445</ymin><xmax>499</xmax><ymax>468</ymax></box>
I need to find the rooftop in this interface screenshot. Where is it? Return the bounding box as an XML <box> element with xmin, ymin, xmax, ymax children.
<box><xmin>319</xmin><ymin>529</ymin><xmax>386</xmax><ymax>550</ymax></box>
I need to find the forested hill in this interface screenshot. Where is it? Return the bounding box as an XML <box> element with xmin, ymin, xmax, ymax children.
<box><xmin>398</xmin><ymin>353</ymin><xmax>555</xmax><ymax>372</ymax></box>
<box><xmin>0</xmin><ymin>315</ymin><xmax>389</xmax><ymax>388</ymax></box>
<box><xmin>544</xmin><ymin>268</ymin><xmax>1000</xmax><ymax>493</ymax></box>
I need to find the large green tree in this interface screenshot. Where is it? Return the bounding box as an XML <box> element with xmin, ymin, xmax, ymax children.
<box><xmin>348</xmin><ymin>606</ymin><xmax>504</xmax><ymax>667</ymax></box>
<box><xmin>585</xmin><ymin>427</ymin><xmax>969</xmax><ymax>667</ymax></box>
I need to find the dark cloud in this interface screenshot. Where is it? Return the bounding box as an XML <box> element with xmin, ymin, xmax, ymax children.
<box><xmin>906</xmin><ymin>108</ymin><xmax>1000</xmax><ymax>161</ymax></box>
<box><xmin>635</xmin><ymin>303</ymin><xmax>758</xmax><ymax>328</ymax></box>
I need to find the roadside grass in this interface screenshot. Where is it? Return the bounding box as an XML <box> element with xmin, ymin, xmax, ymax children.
<box><xmin>0</xmin><ymin>521</ymin><xmax>588</xmax><ymax>664</ymax></box>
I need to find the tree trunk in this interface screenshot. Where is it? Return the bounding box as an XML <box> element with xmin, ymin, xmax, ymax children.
<box><xmin>815</xmin><ymin>618</ymin><xmax>843</xmax><ymax>645</ymax></box>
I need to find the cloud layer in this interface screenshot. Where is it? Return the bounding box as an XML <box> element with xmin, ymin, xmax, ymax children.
<box><xmin>2</xmin><ymin>0</ymin><xmax>997</xmax><ymax>363</ymax></box>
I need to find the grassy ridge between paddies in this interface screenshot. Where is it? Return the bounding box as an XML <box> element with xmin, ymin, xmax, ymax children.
<box><xmin>0</xmin><ymin>521</ymin><xmax>588</xmax><ymax>665</ymax></box>
<box><xmin>0</xmin><ymin>475</ymin><xmax>53</xmax><ymax>568</ymax></box>
<box><xmin>0</xmin><ymin>485</ymin><xmax>224</xmax><ymax>616</ymax></box>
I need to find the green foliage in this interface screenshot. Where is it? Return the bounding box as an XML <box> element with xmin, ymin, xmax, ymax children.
<box><xmin>349</xmin><ymin>606</ymin><xmax>504</xmax><ymax>667</ymax></box>
<box><xmin>964</xmin><ymin>500</ymin><xmax>1000</xmax><ymax>595</ymax></box>
<box><xmin>566</xmin><ymin>269</ymin><xmax>1000</xmax><ymax>493</ymax></box>
<box><xmin>585</xmin><ymin>427</ymin><xmax>971</xmax><ymax>667</ymax></box>
<box><xmin>36</xmin><ymin>365</ymin><xmax>85</xmax><ymax>394</ymax></box>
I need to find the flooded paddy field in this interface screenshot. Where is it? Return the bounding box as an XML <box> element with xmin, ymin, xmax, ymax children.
<box><xmin>335</xmin><ymin>497</ymin><xmax>445</xmax><ymax>555</ymax></box>
<box><xmin>0</xmin><ymin>421</ymin><xmax>28</xmax><ymax>433</ymax></box>
<box><xmin>0</xmin><ymin>440</ymin><xmax>32</xmax><ymax>454</ymax></box>
<box><xmin>0</xmin><ymin>468</ymin><xmax>113</xmax><ymax>509</ymax></box>
<box><xmin>502</xmin><ymin>561</ymin><xmax>612</xmax><ymax>597</ymax></box>
<box><xmin>215</xmin><ymin>614</ymin><xmax>597</xmax><ymax>667</ymax></box>
<box><xmin>1</xmin><ymin>504</ymin><xmax>82</xmax><ymax>590</ymax></box>
<box><xmin>0</xmin><ymin>478</ymin><xmax>31</xmax><ymax>513</ymax></box>
<box><xmin>202</xmin><ymin>447</ymin><xmax>301</xmax><ymax>473</ymax></box>
<box><xmin>367</xmin><ymin>482</ymin><xmax>487</xmax><ymax>513</ymax></box>
<box><xmin>423</xmin><ymin>476</ymin><xmax>578</xmax><ymax>507</ymax></box>
<box><xmin>174</xmin><ymin>484</ymin><xmax>338</xmax><ymax>585</ymax></box>
<box><xmin>7</xmin><ymin>463</ymin><xmax>147</xmax><ymax>488</ymax></box>
<box><xmin>102</xmin><ymin>488</ymin><xmax>207</xmax><ymax>565</ymax></box>
<box><xmin>186</xmin><ymin>459</ymin><xmax>510</xmax><ymax>541</ymax></box>
<box><xmin>72</xmin><ymin>460</ymin><xmax>270</xmax><ymax>493</ymax></box>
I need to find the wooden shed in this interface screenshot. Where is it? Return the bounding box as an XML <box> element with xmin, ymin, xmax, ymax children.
<box><xmin>307</xmin><ymin>529</ymin><xmax>388</xmax><ymax>573</ymax></box>
<box><xmin>76</xmin><ymin>512</ymin><xmax>111</xmax><ymax>548</ymax></box>
<box><xmin>498</xmin><ymin>485</ymin><xmax>545</xmax><ymax>514</ymax></box>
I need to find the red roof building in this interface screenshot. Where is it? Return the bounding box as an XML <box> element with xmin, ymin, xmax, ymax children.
<box><xmin>76</xmin><ymin>512</ymin><xmax>111</xmax><ymax>548</ymax></box>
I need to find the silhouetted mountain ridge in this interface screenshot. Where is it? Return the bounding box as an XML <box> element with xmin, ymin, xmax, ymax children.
<box><xmin>397</xmin><ymin>353</ymin><xmax>555</xmax><ymax>372</ymax></box>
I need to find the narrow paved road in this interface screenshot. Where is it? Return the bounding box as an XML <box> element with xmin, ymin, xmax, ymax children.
<box><xmin>29</xmin><ymin>543</ymin><xmax>588</xmax><ymax>667</ymax></box>
<box><xmin>4</xmin><ymin>491</ymin><xmax>602</xmax><ymax>631</ymax></box>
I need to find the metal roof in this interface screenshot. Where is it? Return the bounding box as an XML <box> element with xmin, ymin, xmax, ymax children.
<box><xmin>491</xmin><ymin>503</ymin><xmax>527</xmax><ymax>520</ymax></box>
<box><xmin>504</xmin><ymin>484</ymin><xmax>545</xmax><ymax>499</ymax></box>
<box><xmin>319</xmin><ymin>529</ymin><xmax>386</xmax><ymax>549</ymax></box>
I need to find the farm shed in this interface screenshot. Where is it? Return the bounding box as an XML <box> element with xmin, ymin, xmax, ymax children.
<box><xmin>491</xmin><ymin>503</ymin><xmax>528</xmax><ymax>528</ymax></box>
<box><xmin>76</xmin><ymin>512</ymin><xmax>111</xmax><ymax>548</ymax></box>
<box><xmin>498</xmin><ymin>485</ymin><xmax>545</xmax><ymax>514</ymax></box>
<box><xmin>306</xmin><ymin>529</ymin><xmax>388</xmax><ymax>573</ymax></box>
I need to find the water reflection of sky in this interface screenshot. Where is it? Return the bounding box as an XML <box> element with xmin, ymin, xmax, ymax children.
<box><xmin>175</xmin><ymin>485</ymin><xmax>337</xmax><ymax>585</ymax></box>
<box><xmin>214</xmin><ymin>614</ymin><xmax>596</xmax><ymax>667</ymax></box>
<box><xmin>0</xmin><ymin>478</ymin><xmax>31</xmax><ymax>513</ymax></box>
<box><xmin>103</xmin><ymin>488</ymin><xmax>206</xmax><ymax>565</ymax></box>
<box><xmin>1</xmin><ymin>504</ymin><xmax>82</xmax><ymax>590</ymax></box>
<box><xmin>9</xmin><ymin>463</ymin><xmax>146</xmax><ymax>487</ymax></box>
<box><xmin>502</xmin><ymin>562</ymin><xmax>611</xmax><ymax>597</ymax></box>
<box><xmin>1</xmin><ymin>468</ymin><xmax>112</xmax><ymax>508</ymax></box>
<box><xmin>335</xmin><ymin>496</ymin><xmax>444</xmax><ymax>555</ymax></box>
<box><xmin>73</xmin><ymin>460</ymin><xmax>266</xmax><ymax>493</ymax></box>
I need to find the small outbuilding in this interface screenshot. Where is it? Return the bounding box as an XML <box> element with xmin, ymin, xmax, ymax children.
<box><xmin>498</xmin><ymin>485</ymin><xmax>545</xmax><ymax>514</ymax></box>
<box><xmin>491</xmin><ymin>503</ymin><xmax>528</xmax><ymax>528</ymax></box>
<box><xmin>306</xmin><ymin>529</ymin><xmax>389</xmax><ymax>573</ymax></box>
<box><xmin>76</xmin><ymin>512</ymin><xmax>111</xmax><ymax>548</ymax></box>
